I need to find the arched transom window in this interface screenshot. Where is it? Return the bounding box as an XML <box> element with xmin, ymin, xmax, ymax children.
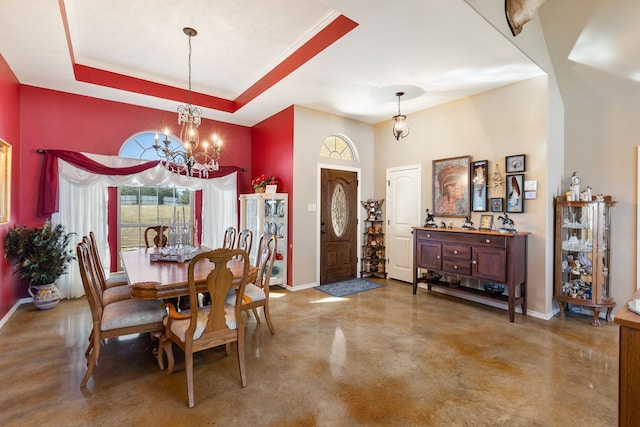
<box><xmin>319</xmin><ymin>134</ymin><xmax>355</xmax><ymax>161</ymax></box>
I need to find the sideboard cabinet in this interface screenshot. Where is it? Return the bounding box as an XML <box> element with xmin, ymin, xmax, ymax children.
<box><xmin>412</xmin><ymin>227</ymin><xmax>529</xmax><ymax>322</ymax></box>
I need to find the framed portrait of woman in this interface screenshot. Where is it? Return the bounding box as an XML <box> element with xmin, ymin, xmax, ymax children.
<box><xmin>506</xmin><ymin>174</ymin><xmax>525</xmax><ymax>213</ymax></box>
<box><xmin>471</xmin><ymin>160</ymin><xmax>488</xmax><ymax>212</ymax></box>
<box><xmin>432</xmin><ymin>155</ymin><xmax>470</xmax><ymax>217</ymax></box>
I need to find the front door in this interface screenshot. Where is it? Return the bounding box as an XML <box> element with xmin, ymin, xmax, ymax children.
<box><xmin>320</xmin><ymin>169</ymin><xmax>358</xmax><ymax>284</ymax></box>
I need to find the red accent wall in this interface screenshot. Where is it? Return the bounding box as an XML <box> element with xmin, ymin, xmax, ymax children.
<box><xmin>0</xmin><ymin>54</ymin><xmax>21</xmax><ymax>318</ymax></box>
<box><xmin>17</xmin><ymin>86</ymin><xmax>253</xmax><ymax>292</ymax></box>
<box><xmin>251</xmin><ymin>106</ymin><xmax>294</xmax><ymax>285</ymax></box>
<box><xmin>1</xmin><ymin>83</ymin><xmax>295</xmax><ymax>315</ymax></box>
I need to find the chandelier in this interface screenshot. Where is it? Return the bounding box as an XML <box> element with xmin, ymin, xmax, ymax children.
<box><xmin>153</xmin><ymin>27</ymin><xmax>222</xmax><ymax>177</ymax></box>
<box><xmin>392</xmin><ymin>91</ymin><xmax>410</xmax><ymax>141</ymax></box>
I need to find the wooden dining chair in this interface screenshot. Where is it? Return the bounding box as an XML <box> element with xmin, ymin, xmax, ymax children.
<box><xmin>236</xmin><ymin>229</ymin><xmax>253</xmax><ymax>256</ymax></box>
<box><xmin>226</xmin><ymin>232</ymin><xmax>277</xmax><ymax>334</ymax></box>
<box><xmin>144</xmin><ymin>225</ymin><xmax>169</xmax><ymax>248</ymax></box>
<box><xmin>157</xmin><ymin>248</ymin><xmax>251</xmax><ymax>408</ymax></box>
<box><xmin>76</xmin><ymin>242</ymin><xmax>166</xmax><ymax>388</ymax></box>
<box><xmin>222</xmin><ymin>226</ymin><xmax>237</xmax><ymax>249</ymax></box>
<box><xmin>83</xmin><ymin>236</ymin><xmax>131</xmax><ymax>304</ymax></box>
<box><xmin>88</xmin><ymin>231</ymin><xmax>128</xmax><ymax>289</ymax></box>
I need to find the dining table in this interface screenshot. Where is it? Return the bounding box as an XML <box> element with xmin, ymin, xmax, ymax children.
<box><xmin>120</xmin><ymin>247</ymin><xmax>257</xmax><ymax>300</ymax></box>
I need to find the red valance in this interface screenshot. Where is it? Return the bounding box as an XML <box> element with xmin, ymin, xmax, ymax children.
<box><xmin>39</xmin><ymin>149</ymin><xmax>241</xmax><ymax>215</ymax></box>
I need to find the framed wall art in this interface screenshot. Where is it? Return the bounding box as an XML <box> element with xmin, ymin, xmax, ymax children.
<box><xmin>506</xmin><ymin>174</ymin><xmax>525</xmax><ymax>213</ymax></box>
<box><xmin>505</xmin><ymin>154</ymin><xmax>525</xmax><ymax>173</ymax></box>
<box><xmin>479</xmin><ymin>214</ymin><xmax>494</xmax><ymax>231</ymax></box>
<box><xmin>0</xmin><ymin>140</ymin><xmax>11</xmax><ymax>223</ymax></box>
<box><xmin>432</xmin><ymin>155</ymin><xmax>470</xmax><ymax>217</ymax></box>
<box><xmin>490</xmin><ymin>197</ymin><xmax>503</xmax><ymax>212</ymax></box>
<box><xmin>471</xmin><ymin>160</ymin><xmax>488</xmax><ymax>212</ymax></box>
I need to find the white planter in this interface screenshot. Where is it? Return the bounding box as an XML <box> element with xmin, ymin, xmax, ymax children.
<box><xmin>28</xmin><ymin>283</ymin><xmax>61</xmax><ymax>310</ymax></box>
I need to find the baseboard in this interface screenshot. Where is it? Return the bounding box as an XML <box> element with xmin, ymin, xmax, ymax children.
<box><xmin>283</xmin><ymin>282</ymin><xmax>317</xmax><ymax>292</ymax></box>
<box><xmin>0</xmin><ymin>298</ymin><xmax>31</xmax><ymax>330</ymax></box>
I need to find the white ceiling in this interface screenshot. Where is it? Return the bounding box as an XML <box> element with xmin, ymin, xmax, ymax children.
<box><xmin>0</xmin><ymin>0</ymin><xmax>549</xmax><ymax>127</ymax></box>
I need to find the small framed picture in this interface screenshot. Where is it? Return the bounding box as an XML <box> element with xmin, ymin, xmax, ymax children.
<box><xmin>506</xmin><ymin>174</ymin><xmax>525</xmax><ymax>213</ymax></box>
<box><xmin>505</xmin><ymin>154</ymin><xmax>526</xmax><ymax>173</ymax></box>
<box><xmin>479</xmin><ymin>214</ymin><xmax>494</xmax><ymax>231</ymax></box>
<box><xmin>490</xmin><ymin>198</ymin><xmax>503</xmax><ymax>212</ymax></box>
<box><xmin>471</xmin><ymin>160</ymin><xmax>488</xmax><ymax>212</ymax></box>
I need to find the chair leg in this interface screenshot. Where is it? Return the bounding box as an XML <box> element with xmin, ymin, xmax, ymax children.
<box><xmin>81</xmin><ymin>330</ymin><xmax>101</xmax><ymax>387</ymax></box>
<box><xmin>252</xmin><ymin>307</ymin><xmax>260</xmax><ymax>323</ymax></box>
<box><xmin>237</xmin><ymin>330</ymin><xmax>247</xmax><ymax>388</ymax></box>
<box><xmin>185</xmin><ymin>352</ymin><xmax>195</xmax><ymax>408</ymax></box>
<box><xmin>85</xmin><ymin>329</ymin><xmax>94</xmax><ymax>359</ymax></box>
<box><xmin>263</xmin><ymin>304</ymin><xmax>276</xmax><ymax>335</ymax></box>
<box><xmin>163</xmin><ymin>340</ymin><xmax>175</xmax><ymax>374</ymax></box>
<box><xmin>157</xmin><ymin>334</ymin><xmax>167</xmax><ymax>370</ymax></box>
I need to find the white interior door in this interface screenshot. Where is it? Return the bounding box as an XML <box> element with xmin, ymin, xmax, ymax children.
<box><xmin>386</xmin><ymin>165</ymin><xmax>422</xmax><ymax>282</ymax></box>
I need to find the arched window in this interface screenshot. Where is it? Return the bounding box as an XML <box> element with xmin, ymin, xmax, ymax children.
<box><xmin>118</xmin><ymin>131</ymin><xmax>191</xmax><ymax>250</ymax></box>
<box><xmin>319</xmin><ymin>134</ymin><xmax>356</xmax><ymax>161</ymax></box>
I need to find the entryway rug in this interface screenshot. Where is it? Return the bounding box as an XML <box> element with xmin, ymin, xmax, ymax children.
<box><xmin>315</xmin><ymin>278</ymin><xmax>383</xmax><ymax>297</ymax></box>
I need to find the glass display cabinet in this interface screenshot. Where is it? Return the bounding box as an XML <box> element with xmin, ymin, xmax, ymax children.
<box><xmin>554</xmin><ymin>196</ymin><xmax>616</xmax><ymax>326</ymax></box>
<box><xmin>239</xmin><ymin>193</ymin><xmax>287</xmax><ymax>287</ymax></box>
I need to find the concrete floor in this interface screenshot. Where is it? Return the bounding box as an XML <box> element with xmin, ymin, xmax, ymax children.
<box><xmin>0</xmin><ymin>279</ymin><xmax>618</xmax><ymax>426</ymax></box>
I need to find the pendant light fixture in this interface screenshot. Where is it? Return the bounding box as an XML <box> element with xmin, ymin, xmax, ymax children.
<box><xmin>392</xmin><ymin>91</ymin><xmax>410</xmax><ymax>141</ymax></box>
<box><xmin>153</xmin><ymin>27</ymin><xmax>222</xmax><ymax>177</ymax></box>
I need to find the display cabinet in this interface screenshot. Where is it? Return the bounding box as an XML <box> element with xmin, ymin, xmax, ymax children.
<box><xmin>360</xmin><ymin>219</ymin><xmax>387</xmax><ymax>279</ymax></box>
<box><xmin>239</xmin><ymin>193</ymin><xmax>287</xmax><ymax>287</ymax></box>
<box><xmin>554</xmin><ymin>196</ymin><xmax>616</xmax><ymax>326</ymax></box>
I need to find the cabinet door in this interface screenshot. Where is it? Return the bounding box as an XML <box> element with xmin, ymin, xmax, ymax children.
<box><xmin>416</xmin><ymin>240</ymin><xmax>441</xmax><ymax>270</ymax></box>
<box><xmin>473</xmin><ymin>247</ymin><xmax>506</xmax><ymax>282</ymax></box>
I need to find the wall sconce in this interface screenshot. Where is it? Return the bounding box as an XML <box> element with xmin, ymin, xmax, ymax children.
<box><xmin>392</xmin><ymin>91</ymin><xmax>410</xmax><ymax>141</ymax></box>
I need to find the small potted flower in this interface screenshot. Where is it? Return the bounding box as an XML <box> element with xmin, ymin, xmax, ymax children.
<box><xmin>3</xmin><ymin>221</ymin><xmax>76</xmax><ymax>310</ymax></box>
<box><xmin>251</xmin><ymin>174</ymin><xmax>278</xmax><ymax>193</ymax></box>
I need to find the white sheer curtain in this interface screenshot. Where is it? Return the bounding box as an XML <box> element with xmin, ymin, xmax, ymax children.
<box><xmin>49</xmin><ymin>153</ymin><xmax>237</xmax><ymax>299</ymax></box>
<box><xmin>51</xmin><ymin>168</ymin><xmax>108</xmax><ymax>298</ymax></box>
<box><xmin>202</xmin><ymin>172</ymin><xmax>238</xmax><ymax>248</ymax></box>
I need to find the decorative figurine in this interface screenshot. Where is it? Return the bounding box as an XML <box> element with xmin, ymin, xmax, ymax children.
<box><xmin>439</xmin><ymin>221</ymin><xmax>447</xmax><ymax>229</ymax></box>
<box><xmin>461</xmin><ymin>216</ymin><xmax>475</xmax><ymax>230</ymax></box>
<box><xmin>569</xmin><ymin>172</ymin><xmax>580</xmax><ymax>201</ymax></box>
<box><xmin>497</xmin><ymin>213</ymin><xmax>516</xmax><ymax>233</ymax></box>
<box><xmin>361</xmin><ymin>198</ymin><xmax>384</xmax><ymax>221</ymax></box>
<box><xmin>424</xmin><ymin>209</ymin><xmax>437</xmax><ymax>228</ymax></box>
<box><xmin>580</xmin><ymin>186</ymin><xmax>592</xmax><ymax>201</ymax></box>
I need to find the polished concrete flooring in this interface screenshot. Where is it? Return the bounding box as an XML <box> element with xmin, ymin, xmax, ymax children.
<box><xmin>0</xmin><ymin>279</ymin><xmax>618</xmax><ymax>426</ymax></box>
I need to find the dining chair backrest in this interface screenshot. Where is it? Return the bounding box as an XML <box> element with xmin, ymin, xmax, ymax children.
<box><xmin>144</xmin><ymin>226</ymin><xmax>168</xmax><ymax>248</ymax></box>
<box><xmin>77</xmin><ymin>242</ymin><xmax>106</xmax><ymax>318</ymax></box>
<box><xmin>222</xmin><ymin>226</ymin><xmax>237</xmax><ymax>249</ymax></box>
<box><xmin>87</xmin><ymin>232</ymin><xmax>109</xmax><ymax>289</ymax></box>
<box><xmin>158</xmin><ymin>247</ymin><xmax>251</xmax><ymax>407</ymax></box>
<box><xmin>236</xmin><ymin>229</ymin><xmax>253</xmax><ymax>257</ymax></box>
<box><xmin>226</xmin><ymin>232</ymin><xmax>277</xmax><ymax>335</ymax></box>
<box><xmin>88</xmin><ymin>231</ymin><xmax>129</xmax><ymax>290</ymax></box>
<box><xmin>254</xmin><ymin>232</ymin><xmax>277</xmax><ymax>289</ymax></box>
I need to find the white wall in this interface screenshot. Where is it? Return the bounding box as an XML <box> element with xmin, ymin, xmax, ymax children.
<box><xmin>291</xmin><ymin>106</ymin><xmax>374</xmax><ymax>288</ymax></box>
<box><xmin>374</xmin><ymin>76</ymin><xmax>551</xmax><ymax>316</ymax></box>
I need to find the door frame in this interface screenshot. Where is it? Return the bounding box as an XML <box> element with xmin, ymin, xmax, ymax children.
<box><xmin>316</xmin><ymin>163</ymin><xmax>362</xmax><ymax>285</ymax></box>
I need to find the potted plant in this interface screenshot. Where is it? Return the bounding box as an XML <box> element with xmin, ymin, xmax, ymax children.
<box><xmin>3</xmin><ymin>221</ymin><xmax>76</xmax><ymax>310</ymax></box>
<box><xmin>251</xmin><ymin>175</ymin><xmax>278</xmax><ymax>193</ymax></box>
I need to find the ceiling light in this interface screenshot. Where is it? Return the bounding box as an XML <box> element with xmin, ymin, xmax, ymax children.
<box><xmin>392</xmin><ymin>91</ymin><xmax>409</xmax><ymax>141</ymax></box>
<box><xmin>153</xmin><ymin>27</ymin><xmax>222</xmax><ymax>177</ymax></box>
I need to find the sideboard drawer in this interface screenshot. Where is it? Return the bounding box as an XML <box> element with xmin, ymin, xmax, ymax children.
<box><xmin>442</xmin><ymin>259</ymin><xmax>471</xmax><ymax>275</ymax></box>
<box><xmin>464</xmin><ymin>234</ymin><xmax>506</xmax><ymax>248</ymax></box>
<box><xmin>443</xmin><ymin>244</ymin><xmax>471</xmax><ymax>260</ymax></box>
